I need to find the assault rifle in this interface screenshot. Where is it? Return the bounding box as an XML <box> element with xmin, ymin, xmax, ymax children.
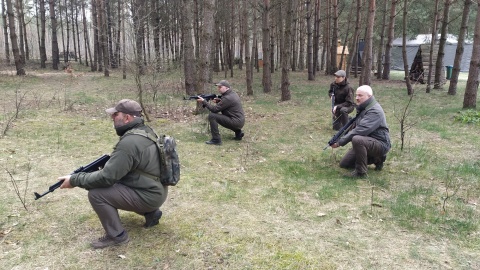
<box><xmin>34</xmin><ymin>154</ymin><xmax>110</xmax><ymax>200</ymax></box>
<box><xmin>184</xmin><ymin>94</ymin><xmax>221</xmax><ymax>102</ymax></box>
<box><xmin>323</xmin><ymin>116</ymin><xmax>357</xmax><ymax>150</ymax></box>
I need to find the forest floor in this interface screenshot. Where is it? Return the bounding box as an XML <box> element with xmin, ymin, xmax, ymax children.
<box><xmin>0</xmin><ymin>62</ymin><xmax>479</xmax><ymax>269</ymax></box>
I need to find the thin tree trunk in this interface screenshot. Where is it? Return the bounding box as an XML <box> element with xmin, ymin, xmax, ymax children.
<box><xmin>462</xmin><ymin>0</ymin><xmax>480</xmax><ymax>109</ymax></box>
<box><xmin>6</xmin><ymin>0</ymin><xmax>25</xmax><ymax>74</ymax></box>
<box><xmin>50</xmin><ymin>0</ymin><xmax>59</xmax><ymax>70</ymax></box>
<box><xmin>2</xmin><ymin>0</ymin><xmax>10</xmax><ymax>64</ymax></box>
<box><xmin>262</xmin><ymin>0</ymin><xmax>272</xmax><ymax>91</ymax></box>
<box><xmin>182</xmin><ymin>0</ymin><xmax>196</xmax><ymax>95</ymax></box>
<box><xmin>243</xmin><ymin>0</ymin><xmax>253</xmax><ymax>96</ymax></box>
<box><xmin>329</xmin><ymin>0</ymin><xmax>338</xmax><ymax>74</ymax></box>
<box><xmin>376</xmin><ymin>0</ymin><xmax>388</xmax><ymax>79</ymax></box>
<box><xmin>82</xmin><ymin>0</ymin><xmax>92</xmax><ymax>68</ymax></box>
<box><xmin>426</xmin><ymin>0</ymin><xmax>440</xmax><ymax>93</ymax></box>
<box><xmin>15</xmin><ymin>0</ymin><xmax>25</xmax><ymax>63</ymax></box>
<box><xmin>382</xmin><ymin>0</ymin><xmax>397</xmax><ymax>80</ymax></box>
<box><xmin>434</xmin><ymin>0</ymin><xmax>452</xmax><ymax>89</ymax></box>
<box><xmin>402</xmin><ymin>0</ymin><xmax>413</xmax><ymax>95</ymax></box>
<box><xmin>281</xmin><ymin>0</ymin><xmax>295</xmax><ymax>101</ymax></box>
<box><xmin>448</xmin><ymin>0</ymin><xmax>471</xmax><ymax>95</ymax></box>
<box><xmin>39</xmin><ymin>0</ymin><xmax>47</xmax><ymax>67</ymax></box>
<box><xmin>306</xmin><ymin>0</ymin><xmax>314</xmax><ymax>80</ymax></box>
<box><xmin>360</xmin><ymin>0</ymin><xmax>375</xmax><ymax>86</ymax></box>
<box><xmin>298</xmin><ymin>2</ymin><xmax>305</xmax><ymax>71</ymax></box>
<box><xmin>99</xmin><ymin>0</ymin><xmax>109</xmax><ymax>76</ymax></box>
<box><xmin>347</xmin><ymin>0</ymin><xmax>362</xmax><ymax>79</ymax></box>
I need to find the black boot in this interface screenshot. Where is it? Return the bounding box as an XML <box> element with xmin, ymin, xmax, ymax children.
<box><xmin>234</xmin><ymin>130</ymin><xmax>244</xmax><ymax>140</ymax></box>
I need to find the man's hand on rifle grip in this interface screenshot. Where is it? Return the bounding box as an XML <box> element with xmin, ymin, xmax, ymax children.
<box><xmin>331</xmin><ymin>143</ymin><xmax>339</xmax><ymax>149</ymax></box>
<box><xmin>59</xmin><ymin>175</ymin><xmax>74</xmax><ymax>189</ymax></box>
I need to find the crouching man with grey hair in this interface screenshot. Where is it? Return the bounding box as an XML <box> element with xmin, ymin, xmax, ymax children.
<box><xmin>331</xmin><ymin>85</ymin><xmax>391</xmax><ymax>178</ymax></box>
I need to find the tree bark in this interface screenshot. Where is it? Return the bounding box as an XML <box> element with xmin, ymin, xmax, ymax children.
<box><xmin>50</xmin><ymin>0</ymin><xmax>59</xmax><ymax>70</ymax></box>
<box><xmin>376</xmin><ymin>0</ymin><xmax>388</xmax><ymax>79</ymax></box>
<box><xmin>360</xmin><ymin>0</ymin><xmax>375</xmax><ymax>86</ymax></box>
<box><xmin>448</xmin><ymin>0</ymin><xmax>471</xmax><ymax>96</ymax></box>
<box><xmin>281</xmin><ymin>0</ymin><xmax>295</xmax><ymax>101</ymax></box>
<box><xmin>402</xmin><ymin>0</ymin><xmax>413</xmax><ymax>95</ymax></box>
<box><xmin>196</xmin><ymin>0</ymin><xmax>215</xmax><ymax>93</ymax></box>
<box><xmin>182</xmin><ymin>0</ymin><xmax>196</xmax><ymax>95</ymax></box>
<box><xmin>6</xmin><ymin>0</ymin><xmax>25</xmax><ymax>75</ymax></box>
<box><xmin>243</xmin><ymin>0</ymin><xmax>253</xmax><ymax>96</ymax></box>
<box><xmin>306</xmin><ymin>0</ymin><xmax>314</xmax><ymax>80</ymax></box>
<box><xmin>262</xmin><ymin>0</ymin><xmax>272</xmax><ymax>91</ymax></box>
<box><xmin>382</xmin><ymin>0</ymin><xmax>397</xmax><ymax>80</ymax></box>
<box><xmin>39</xmin><ymin>0</ymin><xmax>47</xmax><ymax>68</ymax></box>
<box><xmin>434</xmin><ymin>0</ymin><xmax>452</xmax><ymax>89</ymax></box>
<box><xmin>462</xmin><ymin>0</ymin><xmax>480</xmax><ymax>109</ymax></box>
<box><xmin>329</xmin><ymin>0</ymin><xmax>338</xmax><ymax>74</ymax></box>
<box><xmin>426</xmin><ymin>0</ymin><xmax>440</xmax><ymax>93</ymax></box>
<box><xmin>2</xmin><ymin>0</ymin><xmax>10</xmax><ymax>64</ymax></box>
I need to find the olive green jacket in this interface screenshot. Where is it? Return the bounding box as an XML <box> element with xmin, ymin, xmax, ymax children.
<box><xmin>70</xmin><ymin>118</ymin><xmax>167</xmax><ymax>208</ymax></box>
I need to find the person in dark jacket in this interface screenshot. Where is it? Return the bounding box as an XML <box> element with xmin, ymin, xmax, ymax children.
<box><xmin>331</xmin><ymin>85</ymin><xmax>391</xmax><ymax>178</ymax></box>
<box><xmin>58</xmin><ymin>99</ymin><xmax>168</xmax><ymax>249</ymax></box>
<box><xmin>328</xmin><ymin>70</ymin><xmax>355</xmax><ymax>130</ymax></box>
<box><xmin>197</xmin><ymin>80</ymin><xmax>245</xmax><ymax>145</ymax></box>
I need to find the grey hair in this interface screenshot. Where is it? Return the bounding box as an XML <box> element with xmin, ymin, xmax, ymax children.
<box><xmin>357</xmin><ymin>85</ymin><xmax>373</xmax><ymax>96</ymax></box>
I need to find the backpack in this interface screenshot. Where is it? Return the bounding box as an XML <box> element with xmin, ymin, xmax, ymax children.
<box><xmin>124</xmin><ymin>129</ymin><xmax>180</xmax><ymax>186</ymax></box>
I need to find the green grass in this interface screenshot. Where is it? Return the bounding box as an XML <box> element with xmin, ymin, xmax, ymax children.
<box><xmin>0</xmin><ymin>64</ymin><xmax>479</xmax><ymax>269</ymax></box>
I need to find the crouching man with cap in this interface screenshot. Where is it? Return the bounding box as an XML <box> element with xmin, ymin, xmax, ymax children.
<box><xmin>58</xmin><ymin>99</ymin><xmax>168</xmax><ymax>249</ymax></box>
<box><xmin>197</xmin><ymin>80</ymin><xmax>245</xmax><ymax>145</ymax></box>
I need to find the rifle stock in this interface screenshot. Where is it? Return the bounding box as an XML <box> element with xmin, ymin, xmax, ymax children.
<box><xmin>323</xmin><ymin>117</ymin><xmax>357</xmax><ymax>150</ymax></box>
<box><xmin>34</xmin><ymin>154</ymin><xmax>110</xmax><ymax>200</ymax></box>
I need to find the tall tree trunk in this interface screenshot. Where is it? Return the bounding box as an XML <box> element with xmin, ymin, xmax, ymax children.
<box><xmin>426</xmin><ymin>0</ymin><xmax>440</xmax><ymax>93</ymax></box>
<box><xmin>376</xmin><ymin>0</ymin><xmax>388</xmax><ymax>79</ymax></box>
<box><xmin>329</xmin><ymin>0</ymin><xmax>338</xmax><ymax>74</ymax></box>
<box><xmin>64</xmin><ymin>0</ymin><xmax>70</xmax><ymax>63</ymax></box>
<box><xmin>106</xmin><ymin>0</ymin><xmax>115</xmax><ymax>68</ymax></box>
<box><xmin>39</xmin><ymin>0</ymin><xmax>47</xmax><ymax>67</ymax></box>
<box><xmin>6</xmin><ymin>0</ymin><xmax>25</xmax><ymax>74</ymax></box>
<box><xmin>382</xmin><ymin>0</ymin><xmax>397</xmax><ymax>80</ymax></box>
<box><xmin>462</xmin><ymin>0</ymin><xmax>480</xmax><ymax>109</ymax></box>
<box><xmin>2</xmin><ymin>0</ymin><xmax>11</xmax><ymax>64</ymax></box>
<box><xmin>448</xmin><ymin>0</ymin><xmax>471</xmax><ymax>96</ymax></box>
<box><xmin>196</xmin><ymin>0</ymin><xmax>215</xmax><ymax>93</ymax></box>
<box><xmin>50</xmin><ymin>0</ymin><xmax>59</xmax><ymax>70</ymax></box>
<box><xmin>252</xmin><ymin>0</ymin><xmax>259</xmax><ymax>73</ymax></box>
<box><xmin>281</xmin><ymin>0</ymin><xmax>295</xmax><ymax>101</ymax></box>
<box><xmin>298</xmin><ymin>2</ymin><xmax>305</xmax><ymax>71</ymax></box>
<box><xmin>347</xmin><ymin>0</ymin><xmax>362</xmax><ymax>79</ymax></box>
<box><xmin>82</xmin><ymin>0</ymin><xmax>92</xmax><ymax>68</ymax></box>
<box><xmin>243</xmin><ymin>0</ymin><xmax>253</xmax><ymax>96</ymax></box>
<box><xmin>312</xmin><ymin>0</ymin><xmax>319</xmax><ymax>75</ymax></box>
<box><xmin>262</xmin><ymin>0</ymin><xmax>272</xmax><ymax>91</ymax></box>
<box><xmin>15</xmin><ymin>0</ymin><xmax>25</xmax><ymax>63</ymax></box>
<box><xmin>306</xmin><ymin>0</ymin><xmax>314</xmax><ymax>80</ymax></box>
<box><xmin>132</xmin><ymin>0</ymin><xmax>144</xmax><ymax>75</ymax></box>
<box><xmin>402</xmin><ymin>0</ymin><xmax>413</xmax><ymax>95</ymax></box>
<box><xmin>73</xmin><ymin>0</ymin><xmax>81</xmax><ymax>63</ymax></box>
<box><xmin>360</xmin><ymin>0</ymin><xmax>375</xmax><ymax>86</ymax></box>
<box><xmin>99</xmin><ymin>0</ymin><xmax>109</xmax><ymax>76</ymax></box>
<box><xmin>91</xmin><ymin>0</ymin><xmax>98</xmax><ymax>71</ymax></box>
<box><xmin>182</xmin><ymin>0</ymin><xmax>196</xmax><ymax>95</ymax></box>
<box><xmin>434</xmin><ymin>0</ymin><xmax>452</xmax><ymax>89</ymax></box>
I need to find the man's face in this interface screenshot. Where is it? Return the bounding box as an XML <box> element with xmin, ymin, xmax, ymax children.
<box><xmin>355</xmin><ymin>90</ymin><xmax>371</xmax><ymax>105</ymax></box>
<box><xmin>218</xmin><ymin>85</ymin><xmax>228</xmax><ymax>93</ymax></box>
<box><xmin>334</xmin><ymin>75</ymin><xmax>345</xmax><ymax>84</ymax></box>
<box><xmin>111</xmin><ymin>112</ymin><xmax>129</xmax><ymax>128</ymax></box>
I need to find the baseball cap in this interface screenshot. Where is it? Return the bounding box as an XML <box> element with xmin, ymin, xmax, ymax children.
<box><xmin>214</xmin><ymin>80</ymin><xmax>231</xmax><ymax>88</ymax></box>
<box><xmin>334</xmin><ymin>70</ymin><xmax>346</xmax><ymax>77</ymax></box>
<box><xmin>105</xmin><ymin>99</ymin><xmax>142</xmax><ymax>116</ymax></box>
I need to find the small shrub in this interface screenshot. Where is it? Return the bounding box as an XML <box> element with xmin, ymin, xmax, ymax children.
<box><xmin>454</xmin><ymin>110</ymin><xmax>480</xmax><ymax>124</ymax></box>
